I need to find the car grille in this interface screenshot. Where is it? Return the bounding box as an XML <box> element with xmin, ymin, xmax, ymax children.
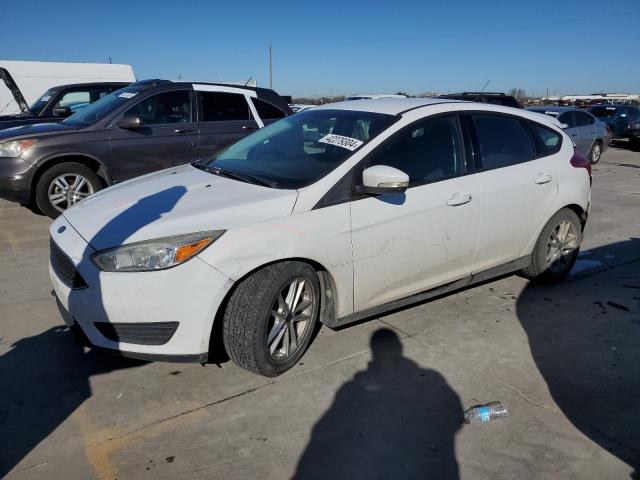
<box><xmin>50</xmin><ymin>238</ymin><xmax>87</xmax><ymax>289</ymax></box>
<box><xmin>94</xmin><ymin>321</ymin><xmax>180</xmax><ymax>345</ymax></box>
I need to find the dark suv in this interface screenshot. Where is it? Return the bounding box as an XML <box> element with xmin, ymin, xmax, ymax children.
<box><xmin>437</xmin><ymin>92</ymin><xmax>522</xmax><ymax>108</ymax></box>
<box><xmin>0</xmin><ymin>68</ymin><xmax>129</xmax><ymax>130</ymax></box>
<box><xmin>0</xmin><ymin>79</ymin><xmax>292</xmax><ymax>217</ymax></box>
<box><xmin>588</xmin><ymin>104</ymin><xmax>640</xmax><ymax>148</ymax></box>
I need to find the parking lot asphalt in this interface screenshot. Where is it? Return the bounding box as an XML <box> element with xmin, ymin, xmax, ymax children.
<box><xmin>1</xmin><ymin>144</ymin><xmax>639</xmax><ymax>480</ymax></box>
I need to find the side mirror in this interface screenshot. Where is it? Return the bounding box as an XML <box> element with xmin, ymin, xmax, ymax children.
<box><xmin>118</xmin><ymin>115</ymin><xmax>143</xmax><ymax>129</ymax></box>
<box><xmin>357</xmin><ymin>165</ymin><xmax>409</xmax><ymax>195</ymax></box>
<box><xmin>560</xmin><ymin>123</ymin><xmax>570</xmax><ymax>129</ymax></box>
<box><xmin>53</xmin><ymin>106</ymin><xmax>72</xmax><ymax>118</ymax></box>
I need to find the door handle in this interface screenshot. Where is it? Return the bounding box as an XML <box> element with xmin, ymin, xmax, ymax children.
<box><xmin>174</xmin><ymin>128</ymin><xmax>194</xmax><ymax>134</ymax></box>
<box><xmin>446</xmin><ymin>193</ymin><xmax>472</xmax><ymax>206</ymax></box>
<box><xmin>534</xmin><ymin>173</ymin><xmax>553</xmax><ymax>185</ymax></box>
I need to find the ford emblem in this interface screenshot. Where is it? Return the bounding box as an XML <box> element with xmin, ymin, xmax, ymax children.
<box><xmin>57</xmin><ymin>226</ymin><xmax>66</xmax><ymax>234</ymax></box>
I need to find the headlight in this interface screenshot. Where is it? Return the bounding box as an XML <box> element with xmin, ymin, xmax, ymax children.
<box><xmin>92</xmin><ymin>230</ymin><xmax>225</xmax><ymax>272</ymax></box>
<box><xmin>0</xmin><ymin>139</ymin><xmax>36</xmax><ymax>157</ymax></box>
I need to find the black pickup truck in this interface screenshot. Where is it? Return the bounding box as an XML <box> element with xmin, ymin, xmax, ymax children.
<box><xmin>0</xmin><ymin>68</ymin><xmax>129</xmax><ymax>130</ymax></box>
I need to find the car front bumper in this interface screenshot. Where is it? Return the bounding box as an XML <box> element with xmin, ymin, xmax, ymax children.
<box><xmin>0</xmin><ymin>156</ymin><xmax>33</xmax><ymax>203</ymax></box>
<box><xmin>49</xmin><ymin>216</ymin><xmax>234</xmax><ymax>361</ymax></box>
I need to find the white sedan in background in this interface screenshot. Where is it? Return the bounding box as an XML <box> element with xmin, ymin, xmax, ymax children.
<box><xmin>50</xmin><ymin>98</ymin><xmax>591</xmax><ymax>376</ymax></box>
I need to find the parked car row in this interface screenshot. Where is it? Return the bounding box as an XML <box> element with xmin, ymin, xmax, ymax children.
<box><xmin>46</xmin><ymin>97</ymin><xmax>592</xmax><ymax>376</ymax></box>
<box><xmin>0</xmin><ymin>79</ymin><xmax>291</xmax><ymax>217</ymax></box>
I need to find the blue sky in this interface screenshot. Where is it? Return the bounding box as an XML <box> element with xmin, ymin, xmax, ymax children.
<box><xmin>1</xmin><ymin>0</ymin><xmax>638</xmax><ymax>97</ymax></box>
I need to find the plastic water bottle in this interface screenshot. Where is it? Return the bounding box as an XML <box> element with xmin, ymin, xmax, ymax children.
<box><xmin>463</xmin><ymin>401</ymin><xmax>509</xmax><ymax>424</ymax></box>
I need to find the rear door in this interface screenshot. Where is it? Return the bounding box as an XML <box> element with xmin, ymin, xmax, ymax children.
<box><xmin>108</xmin><ymin>89</ymin><xmax>198</xmax><ymax>181</ymax></box>
<box><xmin>557</xmin><ymin>111</ymin><xmax>579</xmax><ymax>147</ymax></box>
<box><xmin>573</xmin><ymin>110</ymin><xmax>596</xmax><ymax>155</ymax></box>
<box><xmin>195</xmin><ymin>90</ymin><xmax>259</xmax><ymax>160</ymax></box>
<box><xmin>467</xmin><ymin>113</ymin><xmax>559</xmax><ymax>272</ymax></box>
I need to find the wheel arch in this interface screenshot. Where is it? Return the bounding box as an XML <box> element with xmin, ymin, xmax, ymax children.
<box><xmin>205</xmin><ymin>257</ymin><xmax>340</xmax><ymax>361</ymax></box>
<box><xmin>564</xmin><ymin>203</ymin><xmax>588</xmax><ymax>230</ymax></box>
<box><xmin>29</xmin><ymin>153</ymin><xmax>111</xmax><ymax>201</ymax></box>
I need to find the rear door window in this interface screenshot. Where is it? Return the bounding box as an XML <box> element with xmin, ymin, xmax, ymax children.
<box><xmin>557</xmin><ymin>111</ymin><xmax>576</xmax><ymax>128</ymax></box>
<box><xmin>528</xmin><ymin>121</ymin><xmax>562</xmax><ymax>156</ymax></box>
<box><xmin>125</xmin><ymin>90</ymin><xmax>192</xmax><ymax>125</ymax></box>
<box><xmin>252</xmin><ymin>98</ymin><xmax>286</xmax><ymax>120</ymax></box>
<box><xmin>574</xmin><ymin>111</ymin><xmax>591</xmax><ymax>127</ymax></box>
<box><xmin>472</xmin><ymin>114</ymin><xmax>535</xmax><ymax>170</ymax></box>
<box><xmin>199</xmin><ymin>92</ymin><xmax>252</xmax><ymax>121</ymax></box>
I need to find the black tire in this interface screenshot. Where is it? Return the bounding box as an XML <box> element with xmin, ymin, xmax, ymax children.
<box><xmin>587</xmin><ymin>140</ymin><xmax>603</xmax><ymax>164</ymax></box>
<box><xmin>222</xmin><ymin>261</ymin><xmax>320</xmax><ymax>376</ymax></box>
<box><xmin>521</xmin><ymin>208</ymin><xmax>582</xmax><ymax>283</ymax></box>
<box><xmin>630</xmin><ymin>137</ymin><xmax>640</xmax><ymax>152</ymax></box>
<box><xmin>35</xmin><ymin>162</ymin><xmax>103</xmax><ymax>219</ymax></box>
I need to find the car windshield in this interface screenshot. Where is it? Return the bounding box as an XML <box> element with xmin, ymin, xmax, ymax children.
<box><xmin>29</xmin><ymin>88</ymin><xmax>57</xmax><ymax>115</ymax></box>
<box><xmin>203</xmin><ymin>109</ymin><xmax>397</xmax><ymax>189</ymax></box>
<box><xmin>63</xmin><ymin>86</ymin><xmax>142</xmax><ymax>126</ymax></box>
<box><xmin>589</xmin><ymin>106</ymin><xmax>618</xmax><ymax>118</ymax></box>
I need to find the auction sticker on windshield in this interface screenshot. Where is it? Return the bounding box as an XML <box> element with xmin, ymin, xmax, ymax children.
<box><xmin>319</xmin><ymin>134</ymin><xmax>364</xmax><ymax>151</ymax></box>
<box><xmin>118</xmin><ymin>92</ymin><xmax>138</xmax><ymax>99</ymax></box>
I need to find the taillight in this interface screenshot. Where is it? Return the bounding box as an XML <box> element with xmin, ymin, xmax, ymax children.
<box><xmin>570</xmin><ymin>148</ymin><xmax>591</xmax><ymax>176</ymax></box>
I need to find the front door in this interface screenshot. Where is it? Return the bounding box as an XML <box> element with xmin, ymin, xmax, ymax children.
<box><xmin>351</xmin><ymin>114</ymin><xmax>480</xmax><ymax>311</ymax></box>
<box><xmin>109</xmin><ymin>89</ymin><xmax>198</xmax><ymax>182</ymax></box>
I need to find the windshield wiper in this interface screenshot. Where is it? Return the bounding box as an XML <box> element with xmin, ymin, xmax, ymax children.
<box><xmin>192</xmin><ymin>164</ymin><xmax>277</xmax><ymax>188</ymax></box>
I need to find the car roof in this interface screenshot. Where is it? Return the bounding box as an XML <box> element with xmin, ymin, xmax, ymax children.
<box><xmin>313</xmin><ymin>98</ymin><xmax>460</xmax><ymax>115</ymax></box>
<box><xmin>527</xmin><ymin>106</ymin><xmax>571</xmax><ymax>112</ymax></box>
<box><xmin>46</xmin><ymin>81</ymin><xmax>131</xmax><ymax>90</ymax></box>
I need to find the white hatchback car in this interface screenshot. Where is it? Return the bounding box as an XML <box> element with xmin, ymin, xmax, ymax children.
<box><xmin>50</xmin><ymin>98</ymin><xmax>592</xmax><ymax>376</ymax></box>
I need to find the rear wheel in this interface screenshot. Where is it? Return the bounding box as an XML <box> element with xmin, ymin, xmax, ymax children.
<box><xmin>35</xmin><ymin>163</ymin><xmax>102</xmax><ymax>219</ymax></box>
<box><xmin>521</xmin><ymin>208</ymin><xmax>582</xmax><ymax>283</ymax></box>
<box><xmin>222</xmin><ymin>261</ymin><xmax>320</xmax><ymax>376</ymax></box>
<box><xmin>588</xmin><ymin>140</ymin><xmax>602</xmax><ymax>164</ymax></box>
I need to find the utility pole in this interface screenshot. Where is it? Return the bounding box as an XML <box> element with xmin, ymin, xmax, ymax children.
<box><xmin>269</xmin><ymin>41</ymin><xmax>273</xmax><ymax>89</ymax></box>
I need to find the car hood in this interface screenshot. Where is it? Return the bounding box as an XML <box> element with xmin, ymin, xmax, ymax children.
<box><xmin>0</xmin><ymin>121</ymin><xmax>78</xmax><ymax>140</ymax></box>
<box><xmin>63</xmin><ymin>164</ymin><xmax>300</xmax><ymax>251</ymax></box>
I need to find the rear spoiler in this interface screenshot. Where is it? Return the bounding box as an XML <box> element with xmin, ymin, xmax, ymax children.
<box><xmin>0</xmin><ymin>67</ymin><xmax>31</xmax><ymax>115</ymax></box>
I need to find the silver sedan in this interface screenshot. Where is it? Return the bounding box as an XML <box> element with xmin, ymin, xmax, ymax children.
<box><xmin>527</xmin><ymin>107</ymin><xmax>610</xmax><ymax>164</ymax></box>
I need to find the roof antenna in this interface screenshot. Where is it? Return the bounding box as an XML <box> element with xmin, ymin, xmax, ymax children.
<box><xmin>480</xmin><ymin>80</ymin><xmax>490</xmax><ymax>93</ymax></box>
<box><xmin>244</xmin><ymin>76</ymin><xmax>253</xmax><ymax>87</ymax></box>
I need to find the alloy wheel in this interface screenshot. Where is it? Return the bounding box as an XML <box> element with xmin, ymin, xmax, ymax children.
<box><xmin>545</xmin><ymin>220</ymin><xmax>579</xmax><ymax>274</ymax></box>
<box><xmin>591</xmin><ymin>143</ymin><xmax>601</xmax><ymax>163</ymax></box>
<box><xmin>47</xmin><ymin>174</ymin><xmax>94</xmax><ymax>212</ymax></box>
<box><xmin>267</xmin><ymin>277</ymin><xmax>316</xmax><ymax>361</ymax></box>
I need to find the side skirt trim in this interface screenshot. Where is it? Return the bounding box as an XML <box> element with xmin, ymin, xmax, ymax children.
<box><xmin>326</xmin><ymin>256</ymin><xmax>530</xmax><ymax>329</ymax></box>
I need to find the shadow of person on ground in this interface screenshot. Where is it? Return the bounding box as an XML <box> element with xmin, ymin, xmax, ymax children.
<box><xmin>294</xmin><ymin>328</ymin><xmax>463</xmax><ymax>480</ymax></box>
<box><xmin>516</xmin><ymin>238</ymin><xmax>640</xmax><ymax>475</ymax></box>
<box><xmin>0</xmin><ymin>185</ymin><xmax>187</xmax><ymax>476</ymax></box>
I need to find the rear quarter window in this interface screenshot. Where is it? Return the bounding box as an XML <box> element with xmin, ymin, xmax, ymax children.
<box><xmin>252</xmin><ymin>98</ymin><xmax>286</xmax><ymax>120</ymax></box>
<box><xmin>528</xmin><ymin>121</ymin><xmax>562</xmax><ymax>156</ymax></box>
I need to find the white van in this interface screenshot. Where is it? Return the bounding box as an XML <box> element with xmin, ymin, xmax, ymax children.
<box><xmin>0</xmin><ymin>60</ymin><xmax>135</xmax><ymax>115</ymax></box>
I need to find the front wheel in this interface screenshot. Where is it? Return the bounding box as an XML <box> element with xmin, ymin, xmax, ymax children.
<box><xmin>35</xmin><ymin>162</ymin><xmax>102</xmax><ymax>219</ymax></box>
<box><xmin>521</xmin><ymin>208</ymin><xmax>582</xmax><ymax>283</ymax></box>
<box><xmin>222</xmin><ymin>261</ymin><xmax>320</xmax><ymax>376</ymax></box>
